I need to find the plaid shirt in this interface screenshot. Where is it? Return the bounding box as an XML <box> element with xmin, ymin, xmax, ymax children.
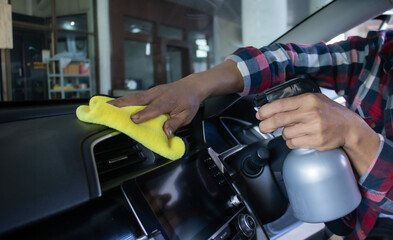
<box><xmin>228</xmin><ymin>30</ymin><xmax>393</xmax><ymax>239</ymax></box>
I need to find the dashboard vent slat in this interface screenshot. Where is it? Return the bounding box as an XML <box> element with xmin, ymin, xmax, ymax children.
<box><xmin>176</xmin><ymin>126</ymin><xmax>195</xmax><ymax>150</ymax></box>
<box><xmin>93</xmin><ymin>133</ymin><xmax>146</xmax><ymax>182</ymax></box>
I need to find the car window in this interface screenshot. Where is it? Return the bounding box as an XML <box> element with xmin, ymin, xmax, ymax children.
<box><xmin>1</xmin><ymin>0</ymin><xmax>333</xmax><ymax>102</ymax></box>
<box><xmin>328</xmin><ymin>9</ymin><xmax>393</xmax><ymax>44</ymax></box>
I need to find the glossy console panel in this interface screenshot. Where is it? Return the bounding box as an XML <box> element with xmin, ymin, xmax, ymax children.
<box><xmin>122</xmin><ymin>149</ymin><xmax>259</xmax><ymax>240</ymax></box>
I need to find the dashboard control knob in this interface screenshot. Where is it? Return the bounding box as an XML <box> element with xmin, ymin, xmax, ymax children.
<box><xmin>238</xmin><ymin>214</ymin><xmax>256</xmax><ymax>238</ymax></box>
<box><xmin>242</xmin><ymin>147</ymin><xmax>269</xmax><ymax>177</ymax></box>
<box><xmin>228</xmin><ymin>195</ymin><xmax>241</xmax><ymax>207</ymax></box>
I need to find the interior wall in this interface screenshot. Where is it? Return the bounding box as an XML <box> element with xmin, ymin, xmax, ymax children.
<box><xmin>56</xmin><ymin>0</ymin><xmax>89</xmax><ymax>15</ymax></box>
<box><xmin>213</xmin><ymin>16</ymin><xmax>242</xmax><ymax>64</ymax></box>
<box><xmin>242</xmin><ymin>0</ymin><xmax>287</xmax><ymax>47</ymax></box>
<box><xmin>11</xmin><ymin>0</ymin><xmax>51</xmax><ymax>17</ymax></box>
<box><xmin>124</xmin><ymin>41</ymin><xmax>154</xmax><ymax>89</ymax></box>
<box><xmin>56</xmin><ymin>0</ymin><xmax>94</xmax><ymax>32</ymax></box>
<box><xmin>97</xmin><ymin>0</ymin><xmax>111</xmax><ymax>95</ymax></box>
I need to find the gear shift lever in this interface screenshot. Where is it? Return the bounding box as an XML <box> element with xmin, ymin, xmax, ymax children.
<box><xmin>226</xmin><ymin>142</ymin><xmax>288</xmax><ymax>224</ymax></box>
<box><xmin>242</xmin><ymin>147</ymin><xmax>269</xmax><ymax>177</ymax></box>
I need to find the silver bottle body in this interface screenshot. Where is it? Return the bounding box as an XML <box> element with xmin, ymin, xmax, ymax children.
<box><xmin>283</xmin><ymin>148</ymin><xmax>361</xmax><ymax>223</ymax></box>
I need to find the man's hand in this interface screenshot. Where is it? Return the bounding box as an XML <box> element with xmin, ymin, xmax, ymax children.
<box><xmin>256</xmin><ymin>93</ymin><xmax>380</xmax><ymax>175</ymax></box>
<box><xmin>109</xmin><ymin>75</ymin><xmax>203</xmax><ymax>138</ymax></box>
<box><xmin>257</xmin><ymin>93</ymin><xmax>350</xmax><ymax>151</ymax></box>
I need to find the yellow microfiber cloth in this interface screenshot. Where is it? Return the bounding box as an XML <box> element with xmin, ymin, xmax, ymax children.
<box><xmin>76</xmin><ymin>96</ymin><xmax>186</xmax><ymax>160</ymax></box>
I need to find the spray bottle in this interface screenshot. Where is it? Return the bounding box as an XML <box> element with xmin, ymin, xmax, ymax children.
<box><xmin>254</xmin><ymin>77</ymin><xmax>361</xmax><ymax>223</ymax></box>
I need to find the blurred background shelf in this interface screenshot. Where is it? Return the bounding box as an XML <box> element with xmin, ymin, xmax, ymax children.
<box><xmin>46</xmin><ymin>58</ymin><xmax>92</xmax><ymax>99</ymax></box>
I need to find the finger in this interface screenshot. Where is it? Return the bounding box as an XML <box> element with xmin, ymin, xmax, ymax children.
<box><xmin>130</xmin><ymin>102</ymin><xmax>169</xmax><ymax>123</ymax></box>
<box><xmin>256</xmin><ymin>111</ymin><xmax>261</xmax><ymax>120</ymax></box>
<box><xmin>258</xmin><ymin>109</ymin><xmax>310</xmax><ymax>133</ymax></box>
<box><xmin>281</xmin><ymin>123</ymin><xmax>314</xmax><ymax>140</ymax></box>
<box><xmin>285</xmin><ymin>135</ymin><xmax>316</xmax><ymax>149</ymax></box>
<box><xmin>257</xmin><ymin>93</ymin><xmax>317</xmax><ymax>120</ymax></box>
<box><xmin>257</xmin><ymin>97</ymin><xmax>300</xmax><ymax>120</ymax></box>
<box><xmin>163</xmin><ymin>114</ymin><xmax>189</xmax><ymax>138</ymax></box>
<box><xmin>108</xmin><ymin>91</ymin><xmax>153</xmax><ymax>107</ymax></box>
<box><xmin>258</xmin><ymin>112</ymin><xmax>291</xmax><ymax>133</ymax></box>
<box><xmin>285</xmin><ymin>134</ymin><xmax>333</xmax><ymax>151</ymax></box>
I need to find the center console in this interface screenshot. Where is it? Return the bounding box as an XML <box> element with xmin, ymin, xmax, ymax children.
<box><xmin>121</xmin><ymin>149</ymin><xmax>259</xmax><ymax>240</ymax></box>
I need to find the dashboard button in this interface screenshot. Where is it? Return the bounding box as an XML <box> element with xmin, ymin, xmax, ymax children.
<box><xmin>218</xmin><ymin>178</ymin><xmax>226</xmax><ymax>185</ymax></box>
<box><xmin>228</xmin><ymin>195</ymin><xmax>241</xmax><ymax>207</ymax></box>
<box><xmin>208</xmin><ymin>164</ymin><xmax>218</xmax><ymax>170</ymax></box>
<box><xmin>213</xmin><ymin>226</ymin><xmax>231</xmax><ymax>240</ymax></box>
<box><xmin>231</xmin><ymin>231</ymin><xmax>245</xmax><ymax>240</ymax></box>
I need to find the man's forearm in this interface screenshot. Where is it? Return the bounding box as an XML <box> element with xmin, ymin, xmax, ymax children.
<box><xmin>192</xmin><ymin>60</ymin><xmax>244</xmax><ymax>100</ymax></box>
<box><xmin>342</xmin><ymin>115</ymin><xmax>380</xmax><ymax>176</ymax></box>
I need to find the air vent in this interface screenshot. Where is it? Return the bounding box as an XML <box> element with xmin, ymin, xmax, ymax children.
<box><xmin>93</xmin><ymin>133</ymin><xmax>146</xmax><ymax>182</ymax></box>
<box><xmin>176</xmin><ymin>125</ymin><xmax>195</xmax><ymax>151</ymax></box>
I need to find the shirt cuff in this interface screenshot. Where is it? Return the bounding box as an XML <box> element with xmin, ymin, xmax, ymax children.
<box><xmin>359</xmin><ymin>134</ymin><xmax>384</xmax><ymax>184</ymax></box>
<box><xmin>225</xmin><ymin>46</ymin><xmax>272</xmax><ymax>96</ymax></box>
<box><xmin>225</xmin><ymin>55</ymin><xmax>251</xmax><ymax>96</ymax></box>
<box><xmin>359</xmin><ymin>134</ymin><xmax>393</xmax><ymax>202</ymax></box>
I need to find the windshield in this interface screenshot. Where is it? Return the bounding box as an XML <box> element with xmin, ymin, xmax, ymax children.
<box><xmin>1</xmin><ymin>0</ymin><xmax>333</xmax><ymax>102</ymax></box>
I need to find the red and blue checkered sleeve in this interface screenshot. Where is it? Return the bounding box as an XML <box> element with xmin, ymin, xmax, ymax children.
<box><xmin>225</xmin><ymin>31</ymin><xmax>389</xmax><ymax>97</ymax></box>
<box><xmin>359</xmin><ymin>135</ymin><xmax>393</xmax><ymax>213</ymax></box>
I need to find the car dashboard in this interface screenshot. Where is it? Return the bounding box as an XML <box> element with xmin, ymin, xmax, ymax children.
<box><xmin>0</xmin><ymin>94</ymin><xmax>323</xmax><ymax>240</ymax></box>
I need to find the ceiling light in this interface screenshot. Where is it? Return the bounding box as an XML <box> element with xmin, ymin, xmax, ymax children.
<box><xmin>130</xmin><ymin>24</ymin><xmax>142</xmax><ymax>33</ymax></box>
